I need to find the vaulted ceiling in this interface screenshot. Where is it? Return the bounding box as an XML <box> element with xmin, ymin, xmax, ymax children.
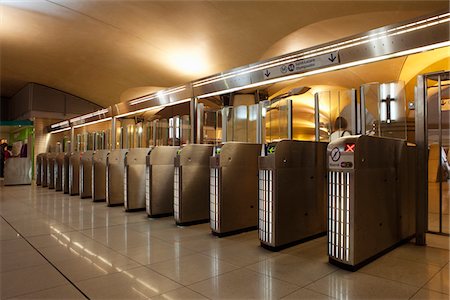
<box><xmin>1</xmin><ymin>1</ymin><xmax>447</xmax><ymax>107</ymax></box>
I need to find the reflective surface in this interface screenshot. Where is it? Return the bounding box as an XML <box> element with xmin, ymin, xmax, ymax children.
<box><xmin>0</xmin><ymin>183</ymin><xmax>448</xmax><ymax>299</ymax></box>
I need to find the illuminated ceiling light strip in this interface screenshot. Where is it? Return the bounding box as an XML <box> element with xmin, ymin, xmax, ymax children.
<box><xmin>70</xmin><ymin>108</ymin><xmax>110</xmax><ymax>123</ymax></box>
<box><xmin>50</xmin><ymin>120</ymin><xmax>69</xmax><ymax>129</ymax></box>
<box><xmin>197</xmin><ymin>41</ymin><xmax>450</xmax><ymax>99</ymax></box>
<box><xmin>50</xmin><ymin>127</ymin><xmax>71</xmax><ymax>134</ymax></box>
<box><xmin>116</xmin><ymin>98</ymin><xmax>191</xmax><ymax>118</ymax></box>
<box><xmin>129</xmin><ymin>86</ymin><xmax>187</xmax><ymax>106</ymax></box>
<box><xmin>73</xmin><ymin>117</ymin><xmax>112</xmax><ymax>129</ymax></box>
<box><xmin>193</xmin><ymin>13</ymin><xmax>449</xmax><ymax>87</ymax></box>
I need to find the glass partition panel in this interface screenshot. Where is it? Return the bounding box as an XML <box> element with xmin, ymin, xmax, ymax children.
<box><xmin>233</xmin><ymin>105</ymin><xmax>248</xmax><ymax>142</ymax></box>
<box><xmin>248</xmin><ymin>104</ymin><xmax>259</xmax><ymax>143</ymax></box>
<box><xmin>265</xmin><ymin>99</ymin><xmax>291</xmax><ymax>143</ymax></box>
<box><xmin>292</xmin><ymin>95</ymin><xmax>315</xmax><ymax>141</ymax></box>
<box><xmin>181</xmin><ymin>115</ymin><xmax>190</xmax><ymax>145</ymax></box>
<box><xmin>157</xmin><ymin>119</ymin><xmax>169</xmax><ymax>145</ymax></box>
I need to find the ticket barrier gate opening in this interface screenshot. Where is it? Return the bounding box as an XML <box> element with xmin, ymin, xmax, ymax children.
<box><xmin>106</xmin><ymin>149</ymin><xmax>128</xmax><ymax>206</ymax></box>
<box><xmin>54</xmin><ymin>153</ymin><xmax>66</xmax><ymax>191</ymax></box>
<box><xmin>174</xmin><ymin>144</ymin><xmax>214</xmax><ymax>226</ymax></box>
<box><xmin>80</xmin><ymin>150</ymin><xmax>94</xmax><ymax>199</ymax></box>
<box><xmin>146</xmin><ymin>146</ymin><xmax>179</xmax><ymax>217</ymax></box>
<box><xmin>68</xmin><ymin>152</ymin><xmax>81</xmax><ymax>196</ymax></box>
<box><xmin>124</xmin><ymin>148</ymin><xmax>152</xmax><ymax>211</ymax></box>
<box><xmin>41</xmin><ymin>153</ymin><xmax>48</xmax><ymax>187</ymax></box>
<box><xmin>62</xmin><ymin>153</ymin><xmax>70</xmax><ymax>194</ymax></box>
<box><xmin>258</xmin><ymin>140</ymin><xmax>327</xmax><ymax>251</ymax></box>
<box><xmin>92</xmin><ymin>150</ymin><xmax>109</xmax><ymax>202</ymax></box>
<box><xmin>36</xmin><ymin>153</ymin><xmax>44</xmax><ymax>186</ymax></box>
<box><xmin>210</xmin><ymin>142</ymin><xmax>262</xmax><ymax>237</ymax></box>
<box><xmin>47</xmin><ymin>153</ymin><xmax>57</xmax><ymax>189</ymax></box>
<box><xmin>327</xmin><ymin>135</ymin><xmax>416</xmax><ymax>271</ymax></box>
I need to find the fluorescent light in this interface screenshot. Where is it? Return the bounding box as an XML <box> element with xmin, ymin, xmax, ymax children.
<box><xmin>197</xmin><ymin>41</ymin><xmax>450</xmax><ymax>99</ymax></box>
<box><xmin>70</xmin><ymin>108</ymin><xmax>110</xmax><ymax>123</ymax></box>
<box><xmin>129</xmin><ymin>86</ymin><xmax>187</xmax><ymax>106</ymax></box>
<box><xmin>116</xmin><ymin>98</ymin><xmax>191</xmax><ymax>118</ymax></box>
<box><xmin>50</xmin><ymin>127</ymin><xmax>71</xmax><ymax>134</ymax></box>
<box><xmin>50</xmin><ymin>120</ymin><xmax>69</xmax><ymax>129</ymax></box>
<box><xmin>73</xmin><ymin>117</ymin><xmax>112</xmax><ymax>129</ymax></box>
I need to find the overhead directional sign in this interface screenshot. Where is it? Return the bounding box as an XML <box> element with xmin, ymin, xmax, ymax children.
<box><xmin>262</xmin><ymin>51</ymin><xmax>340</xmax><ymax>80</ymax></box>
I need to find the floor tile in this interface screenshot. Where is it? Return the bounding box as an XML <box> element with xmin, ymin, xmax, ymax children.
<box><xmin>386</xmin><ymin>243</ymin><xmax>450</xmax><ymax>267</ymax></box>
<box><xmin>0</xmin><ymin>238</ymin><xmax>33</xmax><ymax>254</ymax></box>
<box><xmin>424</xmin><ymin>263</ymin><xmax>449</xmax><ymax>294</ymax></box>
<box><xmin>281</xmin><ymin>288</ymin><xmax>334</xmax><ymax>299</ymax></box>
<box><xmin>188</xmin><ymin>268</ymin><xmax>299</xmax><ymax>299</ymax></box>
<box><xmin>148</xmin><ymin>253</ymin><xmax>239</xmax><ymax>285</ymax></box>
<box><xmin>11</xmin><ymin>284</ymin><xmax>86</xmax><ymax>299</ymax></box>
<box><xmin>411</xmin><ymin>288</ymin><xmax>450</xmax><ymax>300</ymax></box>
<box><xmin>151</xmin><ymin>287</ymin><xmax>209</xmax><ymax>300</ymax></box>
<box><xmin>1</xmin><ymin>249</ymin><xmax>48</xmax><ymax>273</ymax></box>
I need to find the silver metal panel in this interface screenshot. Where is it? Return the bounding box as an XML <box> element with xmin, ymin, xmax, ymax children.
<box><xmin>92</xmin><ymin>150</ymin><xmax>109</xmax><ymax>201</ymax></box>
<box><xmin>174</xmin><ymin>144</ymin><xmax>214</xmax><ymax>225</ymax></box>
<box><xmin>80</xmin><ymin>150</ymin><xmax>94</xmax><ymax>198</ymax></box>
<box><xmin>106</xmin><ymin>149</ymin><xmax>128</xmax><ymax>206</ymax></box>
<box><xmin>258</xmin><ymin>140</ymin><xmax>327</xmax><ymax>248</ymax></box>
<box><xmin>54</xmin><ymin>153</ymin><xmax>65</xmax><ymax>191</ymax></box>
<box><xmin>4</xmin><ymin>158</ymin><xmax>32</xmax><ymax>186</ymax></box>
<box><xmin>69</xmin><ymin>152</ymin><xmax>80</xmax><ymax>195</ymax></box>
<box><xmin>124</xmin><ymin>148</ymin><xmax>152</xmax><ymax>211</ymax></box>
<box><xmin>36</xmin><ymin>153</ymin><xmax>44</xmax><ymax>186</ymax></box>
<box><xmin>146</xmin><ymin>146</ymin><xmax>179</xmax><ymax>217</ymax></box>
<box><xmin>209</xmin><ymin>142</ymin><xmax>262</xmax><ymax>235</ymax></box>
<box><xmin>62</xmin><ymin>153</ymin><xmax>70</xmax><ymax>194</ymax></box>
<box><xmin>47</xmin><ymin>153</ymin><xmax>56</xmax><ymax>189</ymax></box>
<box><xmin>41</xmin><ymin>153</ymin><xmax>48</xmax><ymax>187</ymax></box>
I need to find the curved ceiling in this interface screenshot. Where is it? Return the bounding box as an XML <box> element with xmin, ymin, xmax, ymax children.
<box><xmin>1</xmin><ymin>1</ymin><xmax>447</xmax><ymax>107</ymax></box>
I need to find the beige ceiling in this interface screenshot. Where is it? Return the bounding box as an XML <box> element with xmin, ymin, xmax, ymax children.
<box><xmin>0</xmin><ymin>1</ymin><xmax>447</xmax><ymax>107</ymax></box>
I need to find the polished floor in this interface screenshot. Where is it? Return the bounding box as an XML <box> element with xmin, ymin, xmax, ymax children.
<box><xmin>0</xmin><ymin>184</ymin><xmax>449</xmax><ymax>300</ymax></box>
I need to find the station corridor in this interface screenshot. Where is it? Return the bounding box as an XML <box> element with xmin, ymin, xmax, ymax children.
<box><xmin>1</xmin><ymin>183</ymin><xmax>448</xmax><ymax>300</ymax></box>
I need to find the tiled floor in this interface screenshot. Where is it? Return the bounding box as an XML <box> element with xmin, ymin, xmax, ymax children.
<box><xmin>1</xmin><ymin>184</ymin><xmax>449</xmax><ymax>299</ymax></box>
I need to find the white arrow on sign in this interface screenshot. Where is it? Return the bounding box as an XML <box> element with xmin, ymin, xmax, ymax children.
<box><xmin>262</xmin><ymin>51</ymin><xmax>339</xmax><ymax>80</ymax></box>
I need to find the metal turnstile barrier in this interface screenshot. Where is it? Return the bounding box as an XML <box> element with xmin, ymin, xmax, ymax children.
<box><xmin>258</xmin><ymin>140</ymin><xmax>327</xmax><ymax>250</ymax></box>
<box><xmin>92</xmin><ymin>150</ymin><xmax>109</xmax><ymax>202</ymax></box>
<box><xmin>68</xmin><ymin>152</ymin><xmax>81</xmax><ymax>196</ymax></box>
<box><xmin>36</xmin><ymin>153</ymin><xmax>44</xmax><ymax>186</ymax></box>
<box><xmin>146</xmin><ymin>146</ymin><xmax>179</xmax><ymax>217</ymax></box>
<box><xmin>47</xmin><ymin>153</ymin><xmax>57</xmax><ymax>189</ymax></box>
<box><xmin>210</xmin><ymin>142</ymin><xmax>262</xmax><ymax>236</ymax></box>
<box><xmin>54</xmin><ymin>153</ymin><xmax>65</xmax><ymax>191</ymax></box>
<box><xmin>80</xmin><ymin>150</ymin><xmax>94</xmax><ymax>199</ymax></box>
<box><xmin>327</xmin><ymin>135</ymin><xmax>416</xmax><ymax>270</ymax></box>
<box><xmin>174</xmin><ymin>144</ymin><xmax>214</xmax><ymax>225</ymax></box>
<box><xmin>106</xmin><ymin>149</ymin><xmax>128</xmax><ymax>206</ymax></box>
<box><xmin>124</xmin><ymin>148</ymin><xmax>152</xmax><ymax>211</ymax></box>
<box><xmin>41</xmin><ymin>153</ymin><xmax>48</xmax><ymax>187</ymax></box>
<box><xmin>62</xmin><ymin>153</ymin><xmax>70</xmax><ymax>194</ymax></box>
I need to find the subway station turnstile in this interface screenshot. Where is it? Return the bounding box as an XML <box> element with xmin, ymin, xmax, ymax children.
<box><xmin>124</xmin><ymin>148</ymin><xmax>152</xmax><ymax>211</ymax></box>
<box><xmin>54</xmin><ymin>153</ymin><xmax>66</xmax><ymax>191</ymax></box>
<box><xmin>210</xmin><ymin>142</ymin><xmax>262</xmax><ymax>236</ymax></box>
<box><xmin>327</xmin><ymin>135</ymin><xmax>416</xmax><ymax>271</ymax></box>
<box><xmin>92</xmin><ymin>150</ymin><xmax>109</xmax><ymax>202</ymax></box>
<box><xmin>68</xmin><ymin>152</ymin><xmax>81</xmax><ymax>196</ymax></box>
<box><xmin>106</xmin><ymin>149</ymin><xmax>128</xmax><ymax>206</ymax></box>
<box><xmin>174</xmin><ymin>144</ymin><xmax>214</xmax><ymax>226</ymax></box>
<box><xmin>146</xmin><ymin>146</ymin><xmax>179</xmax><ymax>217</ymax></box>
<box><xmin>41</xmin><ymin>153</ymin><xmax>48</xmax><ymax>187</ymax></box>
<box><xmin>36</xmin><ymin>153</ymin><xmax>44</xmax><ymax>186</ymax></box>
<box><xmin>259</xmin><ymin>140</ymin><xmax>327</xmax><ymax>250</ymax></box>
<box><xmin>62</xmin><ymin>153</ymin><xmax>70</xmax><ymax>194</ymax></box>
<box><xmin>47</xmin><ymin>153</ymin><xmax>57</xmax><ymax>189</ymax></box>
<box><xmin>80</xmin><ymin>150</ymin><xmax>94</xmax><ymax>199</ymax></box>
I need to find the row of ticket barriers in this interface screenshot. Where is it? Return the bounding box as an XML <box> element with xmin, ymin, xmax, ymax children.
<box><xmin>36</xmin><ymin>135</ymin><xmax>416</xmax><ymax>271</ymax></box>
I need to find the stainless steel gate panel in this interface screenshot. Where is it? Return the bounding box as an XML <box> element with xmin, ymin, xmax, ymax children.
<box><xmin>258</xmin><ymin>140</ymin><xmax>327</xmax><ymax>250</ymax></box>
<box><xmin>62</xmin><ymin>153</ymin><xmax>70</xmax><ymax>194</ymax></box>
<box><xmin>41</xmin><ymin>153</ymin><xmax>48</xmax><ymax>187</ymax></box>
<box><xmin>47</xmin><ymin>153</ymin><xmax>57</xmax><ymax>189</ymax></box>
<box><xmin>106</xmin><ymin>149</ymin><xmax>128</xmax><ymax>206</ymax></box>
<box><xmin>124</xmin><ymin>148</ymin><xmax>152</xmax><ymax>211</ymax></box>
<box><xmin>146</xmin><ymin>146</ymin><xmax>179</xmax><ymax>217</ymax></box>
<box><xmin>54</xmin><ymin>153</ymin><xmax>65</xmax><ymax>191</ymax></box>
<box><xmin>69</xmin><ymin>152</ymin><xmax>81</xmax><ymax>196</ymax></box>
<box><xmin>36</xmin><ymin>153</ymin><xmax>44</xmax><ymax>186</ymax></box>
<box><xmin>210</xmin><ymin>142</ymin><xmax>262</xmax><ymax>236</ymax></box>
<box><xmin>327</xmin><ymin>135</ymin><xmax>415</xmax><ymax>270</ymax></box>
<box><xmin>174</xmin><ymin>144</ymin><xmax>214</xmax><ymax>225</ymax></box>
<box><xmin>92</xmin><ymin>150</ymin><xmax>109</xmax><ymax>202</ymax></box>
<box><xmin>80</xmin><ymin>150</ymin><xmax>94</xmax><ymax>199</ymax></box>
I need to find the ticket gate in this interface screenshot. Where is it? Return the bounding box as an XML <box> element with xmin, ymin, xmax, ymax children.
<box><xmin>210</xmin><ymin>142</ymin><xmax>262</xmax><ymax>236</ymax></box>
<box><xmin>80</xmin><ymin>150</ymin><xmax>94</xmax><ymax>199</ymax></box>
<box><xmin>62</xmin><ymin>153</ymin><xmax>70</xmax><ymax>194</ymax></box>
<box><xmin>258</xmin><ymin>140</ymin><xmax>327</xmax><ymax>250</ymax></box>
<box><xmin>146</xmin><ymin>146</ymin><xmax>179</xmax><ymax>217</ymax></box>
<box><xmin>36</xmin><ymin>153</ymin><xmax>44</xmax><ymax>186</ymax></box>
<box><xmin>92</xmin><ymin>150</ymin><xmax>109</xmax><ymax>202</ymax></box>
<box><xmin>327</xmin><ymin>135</ymin><xmax>416</xmax><ymax>271</ymax></box>
<box><xmin>54</xmin><ymin>153</ymin><xmax>65</xmax><ymax>191</ymax></box>
<box><xmin>106</xmin><ymin>149</ymin><xmax>128</xmax><ymax>206</ymax></box>
<box><xmin>174</xmin><ymin>144</ymin><xmax>214</xmax><ymax>226</ymax></box>
<box><xmin>47</xmin><ymin>153</ymin><xmax>57</xmax><ymax>189</ymax></box>
<box><xmin>41</xmin><ymin>153</ymin><xmax>48</xmax><ymax>187</ymax></box>
<box><xmin>68</xmin><ymin>152</ymin><xmax>81</xmax><ymax>196</ymax></box>
<box><xmin>124</xmin><ymin>148</ymin><xmax>152</xmax><ymax>211</ymax></box>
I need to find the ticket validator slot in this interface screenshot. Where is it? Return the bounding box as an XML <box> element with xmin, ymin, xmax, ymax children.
<box><xmin>258</xmin><ymin>140</ymin><xmax>327</xmax><ymax>251</ymax></box>
<box><xmin>80</xmin><ymin>150</ymin><xmax>94</xmax><ymax>199</ymax></box>
<box><xmin>36</xmin><ymin>153</ymin><xmax>44</xmax><ymax>186</ymax></box>
<box><xmin>210</xmin><ymin>142</ymin><xmax>262</xmax><ymax>236</ymax></box>
<box><xmin>327</xmin><ymin>135</ymin><xmax>416</xmax><ymax>271</ymax></box>
<box><xmin>68</xmin><ymin>151</ymin><xmax>81</xmax><ymax>195</ymax></box>
<box><xmin>174</xmin><ymin>144</ymin><xmax>214</xmax><ymax>226</ymax></box>
<box><xmin>124</xmin><ymin>147</ymin><xmax>152</xmax><ymax>211</ymax></box>
<box><xmin>41</xmin><ymin>153</ymin><xmax>48</xmax><ymax>187</ymax></box>
<box><xmin>146</xmin><ymin>146</ymin><xmax>179</xmax><ymax>217</ymax></box>
<box><xmin>54</xmin><ymin>153</ymin><xmax>66</xmax><ymax>191</ymax></box>
<box><xmin>106</xmin><ymin>149</ymin><xmax>128</xmax><ymax>206</ymax></box>
<box><xmin>92</xmin><ymin>150</ymin><xmax>109</xmax><ymax>201</ymax></box>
